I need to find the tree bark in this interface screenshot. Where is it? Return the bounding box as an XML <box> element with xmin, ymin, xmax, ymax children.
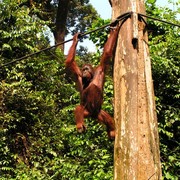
<box><xmin>55</xmin><ymin>0</ymin><xmax>70</xmax><ymax>52</ymax></box>
<box><xmin>111</xmin><ymin>0</ymin><xmax>162</xmax><ymax>179</ymax></box>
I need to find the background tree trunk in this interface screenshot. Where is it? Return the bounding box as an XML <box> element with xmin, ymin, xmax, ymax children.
<box><xmin>55</xmin><ymin>0</ymin><xmax>70</xmax><ymax>52</ymax></box>
<box><xmin>111</xmin><ymin>0</ymin><xmax>162</xmax><ymax>179</ymax></box>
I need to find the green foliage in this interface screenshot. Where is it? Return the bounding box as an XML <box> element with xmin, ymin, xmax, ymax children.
<box><xmin>148</xmin><ymin>1</ymin><xmax>180</xmax><ymax>179</ymax></box>
<box><xmin>89</xmin><ymin>18</ymin><xmax>110</xmax><ymax>50</ymax></box>
<box><xmin>68</xmin><ymin>0</ymin><xmax>99</xmax><ymax>35</ymax></box>
<box><xmin>0</xmin><ymin>1</ymin><xmax>114</xmax><ymax>179</ymax></box>
<box><xmin>0</xmin><ymin>1</ymin><xmax>49</xmax><ymax>61</ymax></box>
<box><xmin>0</xmin><ymin>0</ymin><xmax>179</xmax><ymax>179</ymax></box>
<box><xmin>18</xmin><ymin>0</ymin><xmax>99</xmax><ymax>37</ymax></box>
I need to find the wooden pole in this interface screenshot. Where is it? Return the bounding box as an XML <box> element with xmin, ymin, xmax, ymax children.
<box><xmin>111</xmin><ymin>0</ymin><xmax>162</xmax><ymax>179</ymax></box>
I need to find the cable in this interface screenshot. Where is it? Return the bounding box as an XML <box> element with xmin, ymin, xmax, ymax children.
<box><xmin>81</xmin><ymin>12</ymin><xmax>131</xmax><ymax>37</ymax></box>
<box><xmin>0</xmin><ymin>11</ymin><xmax>179</xmax><ymax>68</ymax></box>
<box><xmin>139</xmin><ymin>13</ymin><xmax>180</xmax><ymax>28</ymax></box>
<box><xmin>0</xmin><ymin>12</ymin><xmax>131</xmax><ymax>68</ymax></box>
<box><xmin>0</xmin><ymin>38</ymin><xmax>73</xmax><ymax>68</ymax></box>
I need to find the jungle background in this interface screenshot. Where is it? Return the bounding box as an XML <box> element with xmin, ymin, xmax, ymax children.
<box><xmin>0</xmin><ymin>0</ymin><xmax>179</xmax><ymax>179</ymax></box>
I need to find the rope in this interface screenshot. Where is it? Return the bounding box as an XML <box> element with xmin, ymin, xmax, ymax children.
<box><xmin>0</xmin><ymin>12</ymin><xmax>130</xmax><ymax>68</ymax></box>
<box><xmin>81</xmin><ymin>12</ymin><xmax>131</xmax><ymax>37</ymax></box>
<box><xmin>0</xmin><ymin>38</ymin><xmax>73</xmax><ymax>68</ymax></box>
<box><xmin>0</xmin><ymin>11</ymin><xmax>179</xmax><ymax>68</ymax></box>
<box><xmin>139</xmin><ymin>13</ymin><xmax>180</xmax><ymax>28</ymax></box>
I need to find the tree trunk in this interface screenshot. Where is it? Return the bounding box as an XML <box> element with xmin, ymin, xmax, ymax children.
<box><xmin>55</xmin><ymin>0</ymin><xmax>70</xmax><ymax>52</ymax></box>
<box><xmin>111</xmin><ymin>0</ymin><xmax>162</xmax><ymax>179</ymax></box>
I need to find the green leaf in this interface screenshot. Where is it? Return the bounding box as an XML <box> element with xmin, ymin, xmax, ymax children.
<box><xmin>2</xmin><ymin>43</ymin><xmax>12</xmax><ymax>51</ymax></box>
